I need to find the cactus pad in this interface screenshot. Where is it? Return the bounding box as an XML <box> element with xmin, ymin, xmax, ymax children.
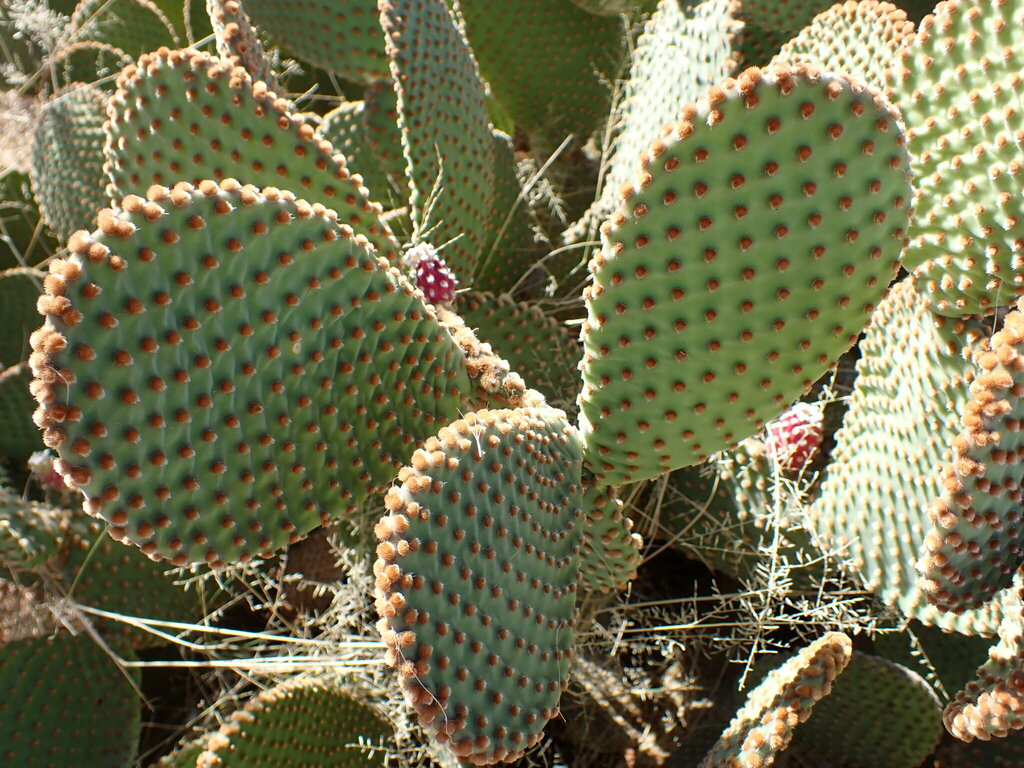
<box><xmin>918</xmin><ymin>306</ymin><xmax>1024</xmax><ymax>614</ymax></box>
<box><xmin>103</xmin><ymin>47</ymin><xmax>398</xmax><ymax>263</ymax></box>
<box><xmin>0</xmin><ymin>486</ymin><xmax>68</xmax><ymax>571</ymax></box>
<box><xmin>30</xmin><ymin>180</ymin><xmax>469</xmax><ymax>565</ymax></box>
<box><xmin>786</xmin><ymin>651</ymin><xmax>943</xmax><ymax>768</ymax></box>
<box><xmin>0</xmin><ymin>631</ymin><xmax>141</xmax><ymax>766</ymax></box>
<box><xmin>195</xmin><ymin>678</ymin><xmax>391</xmax><ymax>767</ymax></box>
<box><xmin>457</xmin><ymin>0</ymin><xmax>625</xmax><ymax>152</ymax></box>
<box><xmin>374</xmin><ymin>408</ymin><xmax>583</xmax><ymax>765</ymax></box>
<box><xmin>588</xmin><ymin>0</ymin><xmax>741</xmax><ymax>230</ymax></box>
<box><xmin>30</xmin><ymin>83</ymin><xmax>109</xmax><ymax>243</ymax></box>
<box><xmin>772</xmin><ymin>1</ymin><xmax>915</xmax><ymax>93</ymax></box>
<box><xmin>889</xmin><ymin>0</ymin><xmax>1024</xmax><ymax>316</ymax></box>
<box><xmin>318</xmin><ymin>101</ymin><xmax>393</xmax><ymax>205</ymax></box>
<box><xmin>579</xmin><ymin>64</ymin><xmax>912</xmax><ymax>484</ymax></box>
<box><xmin>577</xmin><ymin>482</ymin><xmax>642</xmax><ymax>594</ymax></box>
<box><xmin>380</xmin><ymin>0</ymin><xmax>495</xmax><ymax>279</ymax></box>
<box><xmin>242</xmin><ymin>0</ymin><xmax>390</xmax><ymax>83</ymax></box>
<box><xmin>699</xmin><ymin>631</ymin><xmax>853</xmax><ymax>768</ymax></box>
<box><xmin>810</xmin><ymin>279</ymin><xmax>1006</xmax><ymax>636</ymax></box>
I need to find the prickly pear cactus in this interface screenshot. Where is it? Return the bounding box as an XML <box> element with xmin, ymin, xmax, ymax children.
<box><xmin>890</xmin><ymin>0</ymin><xmax>1024</xmax><ymax>316</ymax></box>
<box><xmin>699</xmin><ymin>631</ymin><xmax>853</xmax><ymax>768</ymax></box>
<box><xmin>194</xmin><ymin>678</ymin><xmax>392</xmax><ymax>767</ymax></box>
<box><xmin>579</xmin><ymin>64</ymin><xmax>912</xmax><ymax>484</ymax></box>
<box><xmin>30</xmin><ymin>82</ymin><xmax>109</xmax><ymax>242</ymax></box>
<box><xmin>374</xmin><ymin>408</ymin><xmax>582</xmax><ymax>765</ymax></box>
<box><xmin>30</xmin><ymin>181</ymin><xmax>470</xmax><ymax>565</ymax></box>
<box><xmin>0</xmin><ymin>631</ymin><xmax>141</xmax><ymax>767</ymax></box>
<box><xmin>918</xmin><ymin>304</ymin><xmax>1024</xmax><ymax>614</ymax></box>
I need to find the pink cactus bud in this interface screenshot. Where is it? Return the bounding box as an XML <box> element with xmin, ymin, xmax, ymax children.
<box><xmin>404</xmin><ymin>243</ymin><xmax>458</xmax><ymax>305</ymax></box>
<box><xmin>27</xmin><ymin>449</ymin><xmax>67</xmax><ymax>492</ymax></box>
<box><xmin>765</xmin><ymin>402</ymin><xmax>823</xmax><ymax>471</ymax></box>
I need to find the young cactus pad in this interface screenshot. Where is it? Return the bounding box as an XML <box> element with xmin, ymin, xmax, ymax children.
<box><xmin>374</xmin><ymin>408</ymin><xmax>582</xmax><ymax>765</ymax></box>
<box><xmin>29</xmin><ymin>180</ymin><xmax>470</xmax><ymax>566</ymax></box>
<box><xmin>102</xmin><ymin>47</ymin><xmax>399</xmax><ymax>263</ymax></box>
<box><xmin>579</xmin><ymin>64</ymin><xmax>912</xmax><ymax>484</ymax></box>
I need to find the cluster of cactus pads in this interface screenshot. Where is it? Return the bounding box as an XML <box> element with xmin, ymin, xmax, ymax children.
<box><xmin>1</xmin><ymin>0</ymin><xmax>1023</xmax><ymax>766</ymax></box>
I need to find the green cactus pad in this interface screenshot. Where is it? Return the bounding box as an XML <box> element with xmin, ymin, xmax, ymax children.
<box><xmin>454</xmin><ymin>291</ymin><xmax>581</xmax><ymax>413</ymax></box>
<box><xmin>103</xmin><ymin>47</ymin><xmax>399</xmax><ymax>263</ymax></box>
<box><xmin>374</xmin><ymin>408</ymin><xmax>582</xmax><ymax>765</ymax></box>
<box><xmin>362</xmin><ymin>80</ymin><xmax>408</xmax><ymax>199</ymax></box>
<box><xmin>242</xmin><ymin>0</ymin><xmax>390</xmax><ymax>84</ymax></box>
<box><xmin>457</xmin><ymin>0</ymin><xmax>625</xmax><ymax>153</ymax></box>
<box><xmin>380</xmin><ymin>0</ymin><xmax>495</xmax><ymax>279</ymax></box>
<box><xmin>577</xmin><ymin>482</ymin><xmax>641</xmax><ymax>594</ymax></box>
<box><xmin>206</xmin><ymin>0</ymin><xmax>277</xmax><ymax>89</ymax></box>
<box><xmin>944</xmin><ymin>586</ymin><xmax>1024</xmax><ymax>741</ymax></box>
<box><xmin>699</xmin><ymin>631</ymin><xmax>853</xmax><ymax>768</ymax></box>
<box><xmin>579</xmin><ymin>64</ymin><xmax>911</xmax><ymax>484</ymax></box>
<box><xmin>771</xmin><ymin>1</ymin><xmax>916</xmax><ymax>92</ymax></box>
<box><xmin>918</xmin><ymin>307</ymin><xmax>1024</xmax><ymax>614</ymax></box>
<box><xmin>29</xmin><ymin>83</ymin><xmax>110</xmax><ymax>243</ymax></box>
<box><xmin>0</xmin><ymin>367</ymin><xmax>41</xmax><ymax>462</ymax></box>
<box><xmin>0</xmin><ymin>631</ymin><xmax>141</xmax><ymax>766</ymax></box>
<box><xmin>0</xmin><ymin>269</ymin><xmax>47</xmax><ymax>461</ymax></box>
<box><xmin>318</xmin><ymin>100</ymin><xmax>393</xmax><ymax>204</ymax></box>
<box><xmin>810</xmin><ymin>279</ymin><xmax>1007</xmax><ymax>636</ymax></box>
<box><xmin>29</xmin><ymin>180</ymin><xmax>469</xmax><ymax>566</ymax></box>
<box><xmin>587</xmin><ymin>0</ymin><xmax>742</xmax><ymax>231</ymax></box>
<box><xmin>0</xmin><ymin>485</ymin><xmax>69</xmax><ymax>571</ymax></box>
<box><xmin>194</xmin><ymin>678</ymin><xmax>391</xmax><ymax>767</ymax></box>
<box><xmin>61</xmin><ymin>512</ymin><xmax>202</xmax><ymax>648</ymax></box>
<box><xmin>737</xmin><ymin>0</ymin><xmax>834</xmax><ymax>66</ymax></box>
<box><xmin>786</xmin><ymin>651</ymin><xmax>943</xmax><ymax>768</ymax></box>
<box><xmin>889</xmin><ymin>0</ymin><xmax>1024</xmax><ymax>316</ymax></box>
<box><xmin>65</xmin><ymin>0</ymin><xmax>179</xmax><ymax>58</ymax></box>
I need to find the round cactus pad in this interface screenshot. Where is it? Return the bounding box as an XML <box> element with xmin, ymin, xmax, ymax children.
<box><xmin>103</xmin><ymin>47</ymin><xmax>398</xmax><ymax>263</ymax></box>
<box><xmin>577</xmin><ymin>482</ymin><xmax>642</xmax><ymax>594</ymax></box>
<box><xmin>0</xmin><ymin>486</ymin><xmax>68</xmax><ymax>571</ymax></box>
<box><xmin>30</xmin><ymin>181</ymin><xmax>469</xmax><ymax>566</ymax></box>
<box><xmin>890</xmin><ymin>0</ymin><xmax>1024</xmax><ymax>316</ymax></box>
<box><xmin>195</xmin><ymin>678</ymin><xmax>391</xmax><ymax>767</ymax></box>
<box><xmin>0</xmin><ymin>632</ymin><xmax>141</xmax><ymax>766</ymax></box>
<box><xmin>786</xmin><ymin>651</ymin><xmax>943</xmax><ymax>768</ymax></box>
<box><xmin>579</xmin><ymin>64</ymin><xmax>912</xmax><ymax>484</ymax></box>
<box><xmin>374</xmin><ymin>408</ymin><xmax>582</xmax><ymax>765</ymax></box>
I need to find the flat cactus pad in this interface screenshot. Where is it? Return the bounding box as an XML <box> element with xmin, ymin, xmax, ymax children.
<box><xmin>30</xmin><ymin>180</ymin><xmax>469</xmax><ymax>566</ymax></box>
<box><xmin>374</xmin><ymin>408</ymin><xmax>583</xmax><ymax>765</ymax></box>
